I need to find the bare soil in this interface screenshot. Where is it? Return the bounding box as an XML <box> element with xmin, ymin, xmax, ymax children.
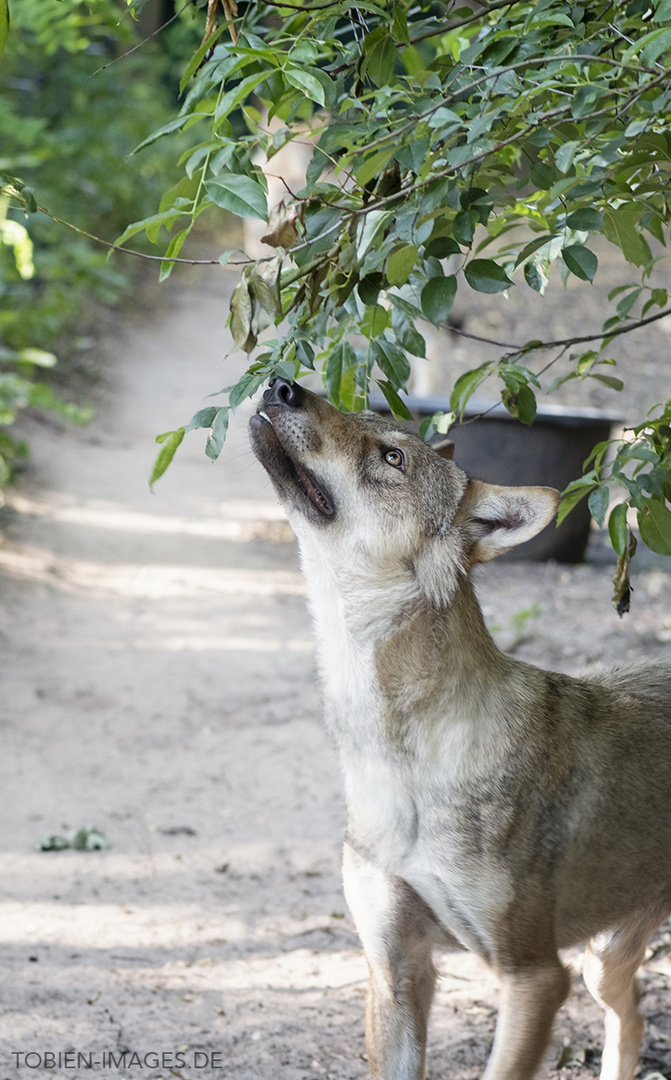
<box><xmin>1</xmin><ymin>264</ymin><xmax>671</xmax><ymax>1080</ymax></box>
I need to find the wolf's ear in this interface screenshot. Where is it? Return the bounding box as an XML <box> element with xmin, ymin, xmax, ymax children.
<box><xmin>460</xmin><ymin>479</ymin><xmax>560</xmax><ymax>563</ymax></box>
<box><xmin>432</xmin><ymin>438</ymin><xmax>455</xmax><ymax>461</ymax></box>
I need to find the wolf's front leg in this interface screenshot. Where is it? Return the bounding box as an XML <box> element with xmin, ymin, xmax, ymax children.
<box><xmin>343</xmin><ymin>841</ymin><xmax>437</xmax><ymax>1080</ymax></box>
<box><xmin>483</xmin><ymin>961</ymin><xmax>571</xmax><ymax>1080</ymax></box>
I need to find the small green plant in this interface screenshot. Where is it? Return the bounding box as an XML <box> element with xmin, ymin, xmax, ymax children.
<box><xmin>488</xmin><ymin>603</ymin><xmax>542</xmax><ymax>651</ymax></box>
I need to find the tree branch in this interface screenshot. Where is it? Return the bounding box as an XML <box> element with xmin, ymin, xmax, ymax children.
<box><xmin>449</xmin><ymin>306</ymin><xmax>671</xmax><ymax>354</ymax></box>
<box><xmin>8</xmin><ymin>196</ymin><xmax>250</xmax><ymax>267</ymax></box>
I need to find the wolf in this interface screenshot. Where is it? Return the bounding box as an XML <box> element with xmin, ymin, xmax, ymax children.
<box><xmin>249</xmin><ymin>376</ymin><xmax>671</xmax><ymax>1080</ymax></box>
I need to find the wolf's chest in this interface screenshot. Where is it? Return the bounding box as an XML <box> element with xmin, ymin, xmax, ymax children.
<box><xmin>344</xmin><ymin>755</ymin><xmax>515</xmax><ymax>957</ymax></box>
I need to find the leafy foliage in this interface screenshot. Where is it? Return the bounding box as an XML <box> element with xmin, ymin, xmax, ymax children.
<box><xmin>5</xmin><ymin>0</ymin><xmax>671</xmax><ymax>602</ymax></box>
<box><xmin>0</xmin><ymin>0</ymin><xmax>185</xmax><ymax>481</ymax></box>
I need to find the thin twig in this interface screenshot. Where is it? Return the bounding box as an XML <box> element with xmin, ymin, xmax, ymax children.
<box><xmin>258</xmin><ymin>0</ymin><xmax>342</xmax><ymax>9</ymax></box>
<box><xmin>25</xmin><ymin>200</ymin><xmax>250</xmax><ymax>267</ymax></box>
<box><xmin>410</xmin><ymin>0</ymin><xmax>520</xmax><ymax>44</ymax></box>
<box><xmin>89</xmin><ymin>0</ymin><xmax>193</xmax><ymax>78</ymax></box>
<box><xmin>449</xmin><ymin>306</ymin><xmax>671</xmax><ymax>354</ymax></box>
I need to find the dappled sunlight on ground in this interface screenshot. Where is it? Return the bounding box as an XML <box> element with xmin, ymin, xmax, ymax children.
<box><xmin>5</xmin><ymin>490</ymin><xmax>290</xmax><ymax>539</ymax></box>
<box><xmin>0</xmin><ymin>544</ymin><xmax>306</xmax><ymax>599</ymax></box>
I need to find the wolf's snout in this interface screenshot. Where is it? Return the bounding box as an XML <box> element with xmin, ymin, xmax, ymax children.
<box><xmin>264</xmin><ymin>377</ymin><xmax>304</xmax><ymax>408</ymax></box>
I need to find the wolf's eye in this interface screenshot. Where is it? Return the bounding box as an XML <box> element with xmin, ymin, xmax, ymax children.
<box><xmin>384</xmin><ymin>448</ymin><xmax>405</xmax><ymax>470</ymax></box>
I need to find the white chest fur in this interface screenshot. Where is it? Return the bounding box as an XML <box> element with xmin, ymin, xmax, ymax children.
<box><xmin>297</xmin><ymin>531</ymin><xmax>413</xmax><ymax>749</ymax></box>
<box><xmin>296</xmin><ymin>531</ymin><xmax>513</xmax><ymax>955</ymax></box>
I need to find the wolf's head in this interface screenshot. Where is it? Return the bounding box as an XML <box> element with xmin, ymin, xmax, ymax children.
<box><xmin>250</xmin><ymin>379</ymin><xmax>558</xmax><ymax>606</ymax></box>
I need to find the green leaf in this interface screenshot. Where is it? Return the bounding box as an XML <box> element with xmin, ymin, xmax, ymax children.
<box><xmin>150</xmin><ymin>427</ymin><xmax>185</xmax><ymax>488</ymax></box>
<box><xmin>588</xmin><ymin>485</ymin><xmax>609</xmax><ymax>528</ymax></box>
<box><xmin>566</xmin><ymin>209</ymin><xmax>603</xmax><ymax>232</ymax></box>
<box><xmin>338</xmin><ymin>365</ymin><xmax>363</xmax><ymax>413</ymax></box>
<box><xmin>356</xmin><ymin>146</ymin><xmax>397</xmax><ymax>188</ymax></box>
<box><xmin>0</xmin><ymin>0</ymin><xmax>9</xmax><ymax>56</ymax></box>
<box><xmin>420</xmin><ymin>275</ymin><xmax>457</xmax><ymax>323</ymax></box>
<box><xmin>602</xmin><ymin>209</ymin><xmax>651</xmax><ymax>268</ymax></box>
<box><xmin>608</xmin><ymin>502</ymin><xmax>629</xmax><ymax>558</ymax></box>
<box><xmin>464</xmin><ymin>259</ymin><xmax>513</xmax><ymax>294</ymax></box>
<box><xmin>626</xmin><ymin>444</ymin><xmax>660</xmax><ymax>464</ymax></box>
<box><xmin>357</xmin><ymin>210</ymin><xmax>393</xmax><ymax>261</ymax></box>
<box><xmin>376</xmin><ymin>380</ymin><xmax>414</xmax><ymax>421</ymax></box>
<box><xmin>229</xmin><ymin>371</ymin><xmax>267</xmax><ymax>411</ymax></box>
<box><xmin>391</xmin><ymin>6</ymin><xmax>410</xmax><ymax>45</ymax></box>
<box><xmin>514</xmin><ymin>234</ymin><xmax>557</xmax><ymax>268</ymax></box>
<box><xmin>358</xmin><ymin>273</ymin><xmax>384</xmax><ymax>306</ymax></box>
<box><xmin>130</xmin><ymin>116</ymin><xmax>192</xmax><ymax>156</ymax></box>
<box><xmin>424</xmin><ymin>236</ymin><xmax>461</xmax><ymax>259</ymax></box>
<box><xmin>450</xmin><ymin>363</ymin><xmax>492</xmax><ymax>418</ymax></box>
<box><xmin>373</xmin><ymin>339</ymin><xmax>411</xmax><ymax>389</ymax></box>
<box><xmin>524</xmin><ymin>262</ymin><xmax>544</xmax><ymax>293</ymax></box>
<box><xmin>159</xmin><ymin>227</ymin><xmax>190</xmax><ymax>283</ymax></box>
<box><xmin>213</xmin><ymin>70</ymin><xmax>274</xmax><ymax>126</ymax></box>
<box><xmin>391</xmin><ymin>309</ymin><xmax>426</xmax><ymax>358</ymax></box>
<box><xmin>419</xmin><ymin>410</ymin><xmax>455</xmax><ymax>439</ymax></box>
<box><xmin>570</xmin><ymin>84</ymin><xmax>605</xmax><ymax>119</ymax></box>
<box><xmin>453</xmin><ymin>210</ymin><xmax>475</xmax><ymax>246</ymax></box>
<box><xmin>517</xmin><ymin>384</ymin><xmax>537</xmax><ymax>426</ymax></box>
<box><xmin>295</xmin><ymin>340</ymin><xmax>315</xmax><ymax>371</ymax></box>
<box><xmin>386</xmin><ymin>245</ymin><xmax>418</xmax><ymax>286</ymax></box>
<box><xmin>325</xmin><ymin>341</ymin><xmax>357</xmax><ymax>407</ymax></box>
<box><xmin>556</xmin><ymin>483</ymin><xmax>595</xmax><ymax>526</ymax></box>
<box><xmin>561</xmin><ymin>244</ymin><xmax>597</xmax><ymax>282</ymax></box>
<box><xmin>365</xmin><ymin>31</ymin><xmax>397</xmax><ymax>87</ymax></box>
<box><xmin>400</xmin><ymin>43</ymin><xmax>425</xmax><ymax>76</ymax></box>
<box><xmin>179</xmin><ymin>25</ymin><xmax>227</xmax><ymax>91</ymax></box>
<box><xmin>555</xmin><ymin>140</ymin><xmax>578</xmax><ymax>174</ymax></box>
<box><xmin>616</xmin><ymin>287</ymin><xmax>642</xmax><ymax>320</ymax></box>
<box><xmin>285</xmin><ymin>65</ymin><xmax>326</xmax><ymax>106</ymax></box>
<box><xmin>205</xmin><ymin>406</ymin><xmax>230</xmax><ymax>460</ymax></box>
<box><xmin>388</xmin><ymin>293</ymin><xmax>423</xmax><ymax>322</ymax></box>
<box><xmin>589</xmin><ymin>374</ymin><xmax>624</xmax><ymax>391</ymax></box>
<box><xmin>114</xmin><ymin>207</ymin><xmax>190</xmax><ymax>248</ymax></box>
<box><xmin>529</xmin><ymin>161</ymin><xmax>556</xmax><ymax>190</ymax></box>
<box><xmin>653</xmin><ymin>0</ymin><xmax>671</xmax><ymax>21</ymax></box>
<box><xmin>640</xmin><ymin>27</ymin><xmax>671</xmax><ymax>67</ymax></box>
<box><xmin>638</xmin><ymin>500</ymin><xmax>671</xmax><ymax>556</ymax></box>
<box><xmin>186</xmin><ymin>406</ymin><xmax>218</xmax><ymax>433</ymax></box>
<box><xmin>362</xmin><ymin>304</ymin><xmax>390</xmax><ymax>338</ymax></box>
<box><xmin>205</xmin><ymin>173</ymin><xmax>268</xmax><ymax>221</ymax></box>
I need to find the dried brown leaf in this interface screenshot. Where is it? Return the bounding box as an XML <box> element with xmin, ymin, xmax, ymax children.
<box><xmin>261</xmin><ymin>200</ymin><xmax>300</xmax><ymax>249</ymax></box>
<box><xmin>230</xmin><ymin>276</ymin><xmax>256</xmax><ymax>353</ymax></box>
<box><xmin>612</xmin><ymin>529</ymin><xmax>637</xmax><ymax>617</ymax></box>
<box><xmin>249</xmin><ymin>256</ymin><xmax>281</xmax><ymax>336</ymax></box>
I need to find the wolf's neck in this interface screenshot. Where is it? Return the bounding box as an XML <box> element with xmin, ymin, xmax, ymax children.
<box><xmin>297</xmin><ymin>534</ymin><xmax>510</xmax><ymax>748</ymax></box>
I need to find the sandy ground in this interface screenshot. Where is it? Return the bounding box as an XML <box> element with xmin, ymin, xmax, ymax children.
<box><xmin>1</xmin><ymin>265</ymin><xmax>671</xmax><ymax>1080</ymax></box>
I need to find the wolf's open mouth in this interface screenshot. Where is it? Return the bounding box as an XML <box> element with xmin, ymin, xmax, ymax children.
<box><xmin>256</xmin><ymin>411</ymin><xmax>335</xmax><ymax>518</ymax></box>
<box><xmin>289</xmin><ymin>459</ymin><xmax>335</xmax><ymax>517</ymax></box>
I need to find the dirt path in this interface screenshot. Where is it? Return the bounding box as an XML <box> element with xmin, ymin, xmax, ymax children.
<box><xmin>1</xmin><ymin>268</ymin><xmax>671</xmax><ymax>1080</ymax></box>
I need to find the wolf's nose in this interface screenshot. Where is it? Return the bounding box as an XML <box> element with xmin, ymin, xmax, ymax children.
<box><xmin>264</xmin><ymin>378</ymin><xmax>304</xmax><ymax>408</ymax></box>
